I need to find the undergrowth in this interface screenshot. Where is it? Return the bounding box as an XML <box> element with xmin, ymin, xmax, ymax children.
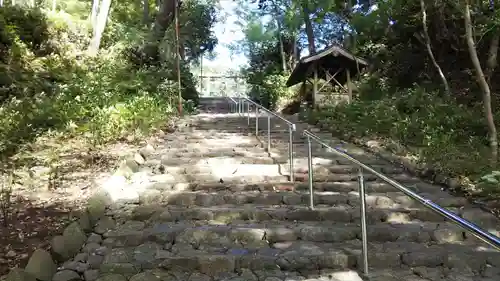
<box><xmin>307</xmin><ymin>83</ymin><xmax>500</xmax><ymax>198</ymax></box>
<box><xmin>0</xmin><ymin>6</ymin><xmax>197</xmax><ymax>158</ymax></box>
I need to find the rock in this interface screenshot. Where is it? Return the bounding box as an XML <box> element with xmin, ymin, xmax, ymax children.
<box><xmin>82</xmin><ymin>243</ymin><xmax>101</xmax><ymax>254</ymax></box>
<box><xmin>88</xmin><ymin>254</ymin><xmax>105</xmax><ymax>269</ymax></box>
<box><xmin>129</xmin><ymin>272</ymin><xmax>161</xmax><ymax>281</ymax></box>
<box><xmin>87</xmin><ymin>233</ymin><xmax>103</xmax><ymax>244</ymax></box>
<box><xmin>61</xmin><ymin>222</ymin><xmax>87</xmax><ymax>258</ymax></box>
<box><xmin>95</xmin><ymin>246</ymin><xmax>109</xmax><ymax>256</ymax></box>
<box><xmin>134</xmin><ymin>153</ymin><xmax>145</xmax><ymax>165</ymax></box>
<box><xmin>50</xmin><ymin>236</ymin><xmax>69</xmax><ymax>261</ymax></box>
<box><xmin>198</xmin><ymin>255</ymin><xmax>236</xmax><ymax>276</ymax></box>
<box><xmin>139</xmin><ymin>144</ymin><xmax>155</xmax><ymax>159</ymax></box>
<box><xmin>24</xmin><ymin>249</ymin><xmax>57</xmax><ymax>281</ymax></box>
<box><xmin>61</xmin><ymin>261</ymin><xmax>90</xmax><ymax>273</ymax></box>
<box><xmin>432</xmin><ymin>227</ymin><xmax>464</xmax><ymax>243</ymax></box>
<box><xmin>5</xmin><ymin>268</ymin><xmax>36</xmax><ymax>281</ymax></box>
<box><xmin>74</xmin><ymin>253</ymin><xmax>88</xmax><ymax>262</ymax></box>
<box><xmin>331</xmin><ymin>270</ymin><xmax>364</xmax><ymax>281</ymax></box>
<box><xmin>401</xmin><ymin>248</ymin><xmax>447</xmax><ymax>267</ymax></box>
<box><xmin>103</xmin><ymin>248</ymin><xmax>134</xmax><ymax>264</ymax></box>
<box><xmin>95</xmin><ymin>274</ymin><xmax>127</xmax><ymax>281</ymax></box>
<box><xmin>52</xmin><ymin>270</ymin><xmax>81</xmax><ymax>281</ymax></box>
<box><xmin>133</xmin><ymin>242</ymin><xmax>170</xmax><ymax>269</ymax></box>
<box><xmin>99</xmin><ymin>263</ymin><xmax>139</xmax><ymax>276</ymax></box>
<box><xmin>94</xmin><ymin>217</ymin><xmax>116</xmax><ymax>234</ymax></box>
<box><xmin>446</xmin><ymin>177</ymin><xmax>461</xmax><ymax>190</ymax></box>
<box><xmin>115</xmin><ymin>159</ymin><xmax>140</xmax><ymax>177</ymax></box>
<box><xmin>83</xmin><ymin>270</ymin><xmax>99</xmax><ymax>281</ymax></box>
<box><xmin>87</xmin><ymin>191</ymin><xmax>110</xmax><ymax>224</ymax></box>
<box><xmin>78</xmin><ymin>211</ymin><xmax>92</xmax><ymax>233</ymax></box>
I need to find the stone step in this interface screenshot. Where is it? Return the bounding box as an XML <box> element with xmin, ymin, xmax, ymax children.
<box><xmin>157</xmin><ymin>164</ymin><xmax>282</xmax><ymax>176</ymax></box>
<box><xmin>155</xmin><ymin>164</ymin><xmax>404</xmax><ymax>176</ymax></box>
<box><xmin>143</xmin><ymin>173</ymin><xmax>290</xmax><ymax>184</ymax></box>
<box><xmin>151</xmin><ymin>155</ymin><xmax>393</xmax><ymax>167</ymax></box>
<box><xmin>137</xmin><ymin>189</ymin><xmax>467</xmax><ymax>210</ymax></box>
<box><xmin>141</xmin><ymin>170</ymin><xmax>417</xmax><ymax>185</ymax></box>
<box><xmin>154</xmin><ymin>156</ymin><xmax>280</xmax><ymax>165</ymax></box>
<box><xmin>156</xmin><ymin>141</ymin><xmax>262</xmax><ymax>149</ymax></box>
<box><xmin>153</xmin><ymin>154</ymin><xmax>275</xmax><ymax>165</ymax></box>
<box><xmin>98</xmin><ymin>243</ymin><xmax>358</xmax><ymax>275</ymax></box>
<box><xmin>93</xmin><ymin>232</ymin><xmax>497</xmax><ymax>279</ymax></box>
<box><xmin>150</xmin><ymin>146</ymin><xmax>269</xmax><ymax>156</ymax></box>
<box><xmin>134</xmin><ymin>204</ymin><xmax>451</xmax><ymax>225</ymax></box>
<box><xmin>279</xmin><ymin>155</ymin><xmax>389</xmax><ymax>167</ymax></box>
<box><xmin>158</xmin><ymin>181</ymin><xmax>420</xmax><ymax>194</ymax></box>
<box><xmin>102</xmin><ymin>220</ymin><xmax>475</xmax><ymax>251</ymax></box>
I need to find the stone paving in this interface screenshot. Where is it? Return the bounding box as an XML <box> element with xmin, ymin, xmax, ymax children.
<box><xmin>50</xmin><ymin>99</ymin><xmax>500</xmax><ymax>281</ymax></box>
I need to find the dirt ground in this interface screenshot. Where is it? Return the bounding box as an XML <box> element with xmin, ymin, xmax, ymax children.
<box><xmin>0</xmin><ymin>134</ymin><xmax>148</xmax><ymax>277</ymax></box>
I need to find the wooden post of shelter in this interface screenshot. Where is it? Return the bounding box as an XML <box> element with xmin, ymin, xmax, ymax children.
<box><xmin>312</xmin><ymin>63</ymin><xmax>318</xmax><ymax>108</ymax></box>
<box><xmin>346</xmin><ymin>68</ymin><xmax>352</xmax><ymax>103</ymax></box>
<box><xmin>285</xmin><ymin>44</ymin><xmax>369</xmax><ymax>108</ymax></box>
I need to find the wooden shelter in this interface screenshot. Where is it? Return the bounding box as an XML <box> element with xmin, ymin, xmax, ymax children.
<box><xmin>286</xmin><ymin>44</ymin><xmax>369</xmax><ymax>107</ymax></box>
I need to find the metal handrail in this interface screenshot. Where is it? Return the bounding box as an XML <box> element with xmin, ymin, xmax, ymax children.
<box><xmin>303</xmin><ymin>129</ymin><xmax>500</xmax><ymax>275</ymax></box>
<box><xmin>227</xmin><ymin>97</ymin><xmax>239</xmax><ymax>114</ymax></box>
<box><xmin>229</xmin><ymin>96</ymin><xmax>296</xmax><ymax>182</ymax></box>
<box><xmin>243</xmin><ymin>98</ymin><xmax>297</xmax><ymax>130</ymax></box>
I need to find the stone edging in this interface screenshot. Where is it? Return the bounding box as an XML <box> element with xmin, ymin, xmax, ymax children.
<box><xmin>4</xmin><ymin>142</ymin><xmax>157</xmax><ymax>281</ymax></box>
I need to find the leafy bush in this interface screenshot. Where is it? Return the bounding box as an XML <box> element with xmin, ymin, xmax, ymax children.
<box><xmin>309</xmin><ymin>86</ymin><xmax>493</xmax><ymax>179</ymax></box>
<box><xmin>247</xmin><ymin>74</ymin><xmax>293</xmax><ymax>110</ymax></box>
<box><xmin>0</xmin><ymin>6</ymin><xmax>200</xmax><ymax>157</ymax></box>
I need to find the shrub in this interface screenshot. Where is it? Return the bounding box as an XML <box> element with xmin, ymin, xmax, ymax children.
<box><xmin>310</xmin><ymin>86</ymin><xmax>493</xmax><ymax>179</ymax></box>
<box><xmin>0</xmin><ymin>6</ymin><xmax>199</xmax><ymax>157</ymax></box>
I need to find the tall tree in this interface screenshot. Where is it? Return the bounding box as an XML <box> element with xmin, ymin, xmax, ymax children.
<box><xmin>420</xmin><ymin>0</ymin><xmax>450</xmax><ymax>96</ymax></box>
<box><xmin>89</xmin><ymin>0</ymin><xmax>99</xmax><ymax>28</ymax></box>
<box><xmin>464</xmin><ymin>0</ymin><xmax>498</xmax><ymax>163</ymax></box>
<box><xmin>143</xmin><ymin>0</ymin><xmax>150</xmax><ymax>25</ymax></box>
<box><xmin>301</xmin><ymin>3</ymin><xmax>315</xmax><ymax>54</ymax></box>
<box><xmin>142</xmin><ymin>0</ymin><xmax>176</xmax><ymax>59</ymax></box>
<box><xmin>87</xmin><ymin>0</ymin><xmax>112</xmax><ymax>55</ymax></box>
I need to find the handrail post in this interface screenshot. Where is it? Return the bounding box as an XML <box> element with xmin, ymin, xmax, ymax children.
<box><xmin>307</xmin><ymin>135</ymin><xmax>314</xmax><ymax>210</ymax></box>
<box><xmin>247</xmin><ymin>101</ymin><xmax>250</xmax><ymax>125</ymax></box>
<box><xmin>255</xmin><ymin>106</ymin><xmax>259</xmax><ymax>136</ymax></box>
<box><xmin>267</xmin><ymin>115</ymin><xmax>271</xmax><ymax>152</ymax></box>
<box><xmin>289</xmin><ymin>127</ymin><xmax>294</xmax><ymax>182</ymax></box>
<box><xmin>357</xmin><ymin>167</ymin><xmax>369</xmax><ymax>275</ymax></box>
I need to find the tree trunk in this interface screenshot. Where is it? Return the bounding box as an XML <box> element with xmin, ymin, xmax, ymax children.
<box><xmin>272</xmin><ymin>0</ymin><xmax>286</xmax><ymax>72</ymax></box>
<box><xmin>143</xmin><ymin>0</ymin><xmax>150</xmax><ymax>25</ymax></box>
<box><xmin>485</xmin><ymin>29</ymin><xmax>499</xmax><ymax>83</ymax></box>
<box><xmin>464</xmin><ymin>0</ymin><xmax>498</xmax><ymax>163</ymax></box>
<box><xmin>420</xmin><ymin>0</ymin><xmax>451</xmax><ymax>96</ymax></box>
<box><xmin>142</xmin><ymin>0</ymin><xmax>176</xmax><ymax>59</ymax></box>
<box><xmin>89</xmin><ymin>0</ymin><xmax>100</xmax><ymax>28</ymax></box>
<box><xmin>302</xmin><ymin>4</ymin><xmax>315</xmax><ymax>55</ymax></box>
<box><xmin>346</xmin><ymin>0</ymin><xmax>356</xmax><ymax>50</ymax></box>
<box><xmin>288</xmin><ymin>37</ymin><xmax>298</xmax><ymax>70</ymax></box>
<box><xmin>52</xmin><ymin>0</ymin><xmax>56</xmax><ymax>11</ymax></box>
<box><xmin>87</xmin><ymin>0</ymin><xmax>112</xmax><ymax>56</ymax></box>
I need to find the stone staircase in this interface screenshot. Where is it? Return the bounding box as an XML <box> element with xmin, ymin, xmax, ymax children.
<box><xmin>64</xmin><ymin>99</ymin><xmax>500</xmax><ymax>281</ymax></box>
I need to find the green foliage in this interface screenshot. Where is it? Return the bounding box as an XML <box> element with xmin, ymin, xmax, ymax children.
<box><xmin>0</xmin><ymin>1</ymin><xmax>218</xmax><ymax>157</ymax></box>
<box><xmin>308</xmin><ymin>86</ymin><xmax>493</xmax><ymax>178</ymax></box>
<box><xmin>477</xmin><ymin>171</ymin><xmax>500</xmax><ymax>197</ymax></box>
<box><xmin>257</xmin><ymin>74</ymin><xmax>293</xmax><ymax>110</ymax></box>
